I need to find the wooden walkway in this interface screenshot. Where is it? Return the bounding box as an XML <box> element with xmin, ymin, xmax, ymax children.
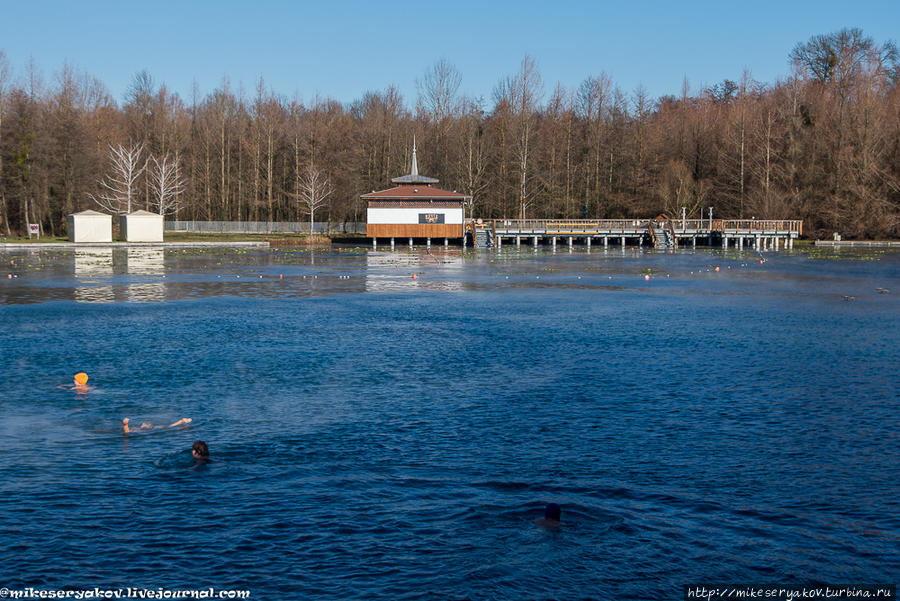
<box><xmin>469</xmin><ymin>218</ymin><xmax>802</xmax><ymax>250</ymax></box>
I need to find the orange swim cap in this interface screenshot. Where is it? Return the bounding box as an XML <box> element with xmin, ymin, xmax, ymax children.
<box><xmin>74</xmin><ymin>373</ymin><xmax>89</xmax><ymax>386</ymax></box>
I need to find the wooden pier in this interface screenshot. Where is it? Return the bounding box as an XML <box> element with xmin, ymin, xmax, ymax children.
<box><xmin>466</xmin><ymin>218</ymin><xmax>803</xmax><ymax>250</ymax></box>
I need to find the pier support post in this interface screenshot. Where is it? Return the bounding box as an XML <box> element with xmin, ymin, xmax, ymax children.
<box><xmin>552</xmin><ymin>237</ymin><xmax>557</xmax><ymax>250</ymax></box>
<box><xmin>444</xmin><ymin>238</ymin><xmax>449</xmax><ymax>247</ymax></box>
<box><xmin>497</xmin><ymin>236</ymin><xmax>502</xmax><ymax>249</ymax></box>
<box><xmin>568</xmin><ymin>236</ymin><xmax>573</xmax><ymax>249</ymax></box>
<box><xmin>723</xmin><ymin>237</ymin><xmax>729</xmax><ymax>249</ymax></box>
<box><xmin>692</xmin><ymin>236</ymin><xmax>697</xmax><ymax>248</ymax></box>
<box><xmin>604</xmin><ymin>237</ymin><xmax>608</xmax><ymax>248</ymax></box>
<box><xmin>774</xmin><ymin>237</ymin><xmax>780</xmax><ymax>251</ymax></box>
<box><xmin>427</xmin><ymin>237</ymin><xmax>431</xmax><ymax>248</ymax></box>
<box><xmin>756</xmin><ymin>235</ymin><xmax>761</xmax><ymax>250</ymax></box>
<box><xmin>586</xmin><ymin>237</ymin><xmax>591</xmax><ymax>250</ymax></box>
<box><xmin>621</xmin><ymin>236</ymin><xmax>626</xmax><ymax>247</ymax></box>
<box><xmin>789</xmin><ymin>237</ymin><xmax>794</xmax><ymax>249</ymax></box>
<box><xmin>516</xmin><ymin>236</ymin><xmax>521</xmax><ymax>247</ymax></box>
<box><xmin>373</xmin><ymin>237</ymin><xmax>377</xmax><ymax>249</ymax></box>
<box><xmin>533</xmin><ymin>236</ymin><xmax>538</xmax><ymax>246</ymax></box>
<box><xmin>409</xmin><ymin>237</ymin><xmax>413</xmax><ymax>248</ymax></box>
<box><xmin>738</xmin><ymin>237</ymin><xmax>743</xmax><ymax>250</ymax></box>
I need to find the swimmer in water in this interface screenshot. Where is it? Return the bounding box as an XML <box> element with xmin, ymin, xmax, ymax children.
<box><xmin>123</xmin><ymin>417</ymin><xmax>192</xmax><ymax>433</ymax></box>
<box><xmin>192</xmin><ymin>440</ymin><xmax>209</xmax><ymax>460</ymax></box>
<box><xmin>535</xmin><ymin>503</ymin><xmax>562</xmax><ymax>528</ymax></box>
<box><xmin>58</xmin><ymin>372</ymin><xmax>92</xmax><ymax>394</ymax></box>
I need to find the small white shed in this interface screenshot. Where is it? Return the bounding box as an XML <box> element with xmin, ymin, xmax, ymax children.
<box><xmin>120</xmin><ymin>210</ymin><xmax>164</xmax><ymax>242</ymax></box>
<box><xmin>68</xmin><ymin>210</ymin><xmax>112</xmax><ymax>243</ymax></box>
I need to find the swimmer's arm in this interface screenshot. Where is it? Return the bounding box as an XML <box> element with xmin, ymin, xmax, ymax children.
<box><xmin>169</xmin><ymin>418</ymin><xmax>192</xmax><ymax>427</ymax></box>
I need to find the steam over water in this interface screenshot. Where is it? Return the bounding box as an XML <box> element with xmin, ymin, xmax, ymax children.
<box><xmin>1</xmin><ymin>245</ymin><xmax>898</xmax><ymax>599</ymax></box>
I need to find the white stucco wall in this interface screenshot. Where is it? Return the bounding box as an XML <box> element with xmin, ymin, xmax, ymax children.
<box><xmin>68</xmin><ymin>211</ymin><xmax>112</xmax><ymax>242</ymax></box>
<box><xmin>367</xmin><ymin>207</ymin><xmax>463</xmax><ymax>225</ymax></box>
<box><xmin>120</xmin><ymin>211</ymin><xmax>164</xmax><ymax>242</ymax></box>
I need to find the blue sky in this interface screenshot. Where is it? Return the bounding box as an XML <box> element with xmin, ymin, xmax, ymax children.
<box><xmin>1</xmin><ymin>0</ymin><xmax>897</xmax><ymax>108</ymax></box>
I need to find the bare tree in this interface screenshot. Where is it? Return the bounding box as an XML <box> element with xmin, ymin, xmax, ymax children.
<box><xmin>90</xmin><ymin>142</ymin><xmax>147</xmax><ymax>214</ymax></box>
<box><xmin>417</xmin><ymin>58</ymin><xmax>462</xmax><ymax>123</ymax></box>
<box><xmin>0</xmin><ymin>51</ymin><xmax>10</xmax><ymax>234</ymax></box>
<box><xmin>458</xmin><ymin>98</ymin><xmax>489</xmax><ymax>218</ymax></box>
<box><xmin>496</xmin><ymin>56</ymin><xmax>543</xmax><ymax>219</ymax></box>
<box><xmin>295</xmin><ymin>163</ymin><xmax>333</xmax><ymax>234</ymax></box>
<box><xmin>149</xmin><ymin>153</ymin><xmax>184</xmax><ymax>215</ymax></box>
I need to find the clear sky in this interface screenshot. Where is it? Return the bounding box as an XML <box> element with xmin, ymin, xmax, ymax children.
<box><xmin>1</xmin><ymin>0</ymin><xmax>897</xmax><ymax>108</ymax></box>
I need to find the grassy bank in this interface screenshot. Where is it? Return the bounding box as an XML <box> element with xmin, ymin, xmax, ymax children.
<box><xmin>0</xmin><ymin>236</ymin><xmax>70</xmax><ymax>243</ymax></box>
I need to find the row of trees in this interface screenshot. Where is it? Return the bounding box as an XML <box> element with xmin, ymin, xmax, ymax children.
<box><xmin>0</xmin><ymin>28</ymin><xmax>898</xmax><ymax>238</ymax></box>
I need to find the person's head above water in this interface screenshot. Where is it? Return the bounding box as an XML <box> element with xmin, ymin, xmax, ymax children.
<box><xmin>192</xmin><ymin>440</ymin><xmax>209</xmax><ymax>459</ymax></box>
<box><xmin>544</xmin><ymin>503</ymin><xmax>561</xmax><ymax>521</ymax></box>
<box><xmin>74</xmin><ymin>373</ymin><xmax>88</xmax><ymax>386</ymax></box>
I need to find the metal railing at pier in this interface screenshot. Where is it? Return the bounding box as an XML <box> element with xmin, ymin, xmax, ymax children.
<box><xmin>484</xmin><ymin>219</ymin><xmax>802</xmax><ymax>236</ymax></box>
<box><xmin>165</xmin><ymin>221</ymin><xmax>367</xmax><ymax>235</ymax></box>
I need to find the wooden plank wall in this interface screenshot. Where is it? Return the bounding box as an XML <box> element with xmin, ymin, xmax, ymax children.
<box><xmin>367</xmin><ymin>224</ymin><xmax>464</xmax><ymax>238</ymax></box>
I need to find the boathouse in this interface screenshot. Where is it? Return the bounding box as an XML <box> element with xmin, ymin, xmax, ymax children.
<box><xmin>363</xmin><ymin>142</ymin><xmax>470</xmax><ymax>248</ymax></box>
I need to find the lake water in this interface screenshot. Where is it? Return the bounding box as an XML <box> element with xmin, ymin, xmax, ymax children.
<box><xmin>1</xmin><ymin>244</ymin><xmax>898</xmax><ymax>600</ymax></box>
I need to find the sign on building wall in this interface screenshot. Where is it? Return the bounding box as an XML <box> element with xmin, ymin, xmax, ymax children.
<box><xmin>418</xmin><ymin>213</ymin><xmax>445</xmax><ymax>224</ymax></box>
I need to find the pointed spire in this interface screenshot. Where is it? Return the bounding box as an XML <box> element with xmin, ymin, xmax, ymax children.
<box><xmin>410</xmin><ymin>135</ymin><xmax>419</xmax><ymax>178</ymax></box>
<box><xmin>391</xmin><ymin>137</ymin><xmax>439</xmax><ymax>184</ymax></box>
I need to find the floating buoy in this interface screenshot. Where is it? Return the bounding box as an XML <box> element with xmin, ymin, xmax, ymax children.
<box><xmin>412</xmin><ymin>274</ymin><xmax>417</xmax><ymax>280</ymax></box>
<box><xmin>644</xmin><ymin>274</ymin><xmax>650</xmax><ymax>280</ymax></box>
<box><xmin>74</xmin><ymin>373</ymin><xmax>89</xmax><ymax>386</ymax></box>
<box><xmin>715</xmin><ymin>266</ymin><xmax>720</xmax><ymax>272</ymax></box>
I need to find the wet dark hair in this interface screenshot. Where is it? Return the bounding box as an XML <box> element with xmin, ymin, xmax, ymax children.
<box><xmin>544</xmin><ymin>503</ymin><xmax>561</xmax><ymax>521</ymax></box>
<box><xmin>192</xmin><ymin>440</ymin><xmax>209</xmax><ymax>458</ymax></box>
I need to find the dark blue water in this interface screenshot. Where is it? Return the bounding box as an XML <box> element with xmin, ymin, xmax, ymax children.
<box><xmin>1</xmin><ymin>245</ymin><xmax>898</xmax><ymax>599</ymax></box>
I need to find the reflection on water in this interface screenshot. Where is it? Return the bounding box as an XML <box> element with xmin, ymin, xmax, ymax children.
<box><xmin>126</xmin><ymin>247</ymin><xmax>166</xmax><ymax>302</ymax></box>
<box><xmin>74</xmin><ymin>248</ymin><xmax>114</xmax><ymax>303</ymax></box>
<box><xmin>365</xmin><ymin>249</ymin><xmax>464</xmax><ymax>292</ymax></box>
<box><xmin>1</xmin><ymin>245</ymin><xmax>898</xmax><ymax>306</ymax></box>
<box><xmin>126</xmin><ymin>247</ymin><xmax>164</xmax><ymax>274</ymax></box>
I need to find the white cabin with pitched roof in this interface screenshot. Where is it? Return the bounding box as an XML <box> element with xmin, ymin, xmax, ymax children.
<box><xmin>68</xmin><ymin>210</ymin><xmax>112</xmax><ymax>242</ymax></box>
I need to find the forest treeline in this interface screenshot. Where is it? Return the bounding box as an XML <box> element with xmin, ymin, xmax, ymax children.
<box><xmin>0</xmin><ymin>28</ymin><xmax>898</xmax><ymax>238</ymax></box>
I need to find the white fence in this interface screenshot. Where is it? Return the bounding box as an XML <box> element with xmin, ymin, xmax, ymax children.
<box><xmin>165</xmin><ymin>221</ymin><xmax>366</xmax><ymax>235</ymax></box>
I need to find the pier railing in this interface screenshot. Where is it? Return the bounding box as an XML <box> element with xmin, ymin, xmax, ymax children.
<box><xmin>486</xmin><ymin>219</ymin><xmax>802</xmax><ymax>236</ymax></box>
<box><xmin>491</xmin><ymin>219</ymin><xmax>651</xmax><ymax>235</ymax></box>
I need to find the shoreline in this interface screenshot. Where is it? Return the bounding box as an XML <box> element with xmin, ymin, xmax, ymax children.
<box><xmin>0</xmin><ymin>241</ymin><xmax>271</xmax><ymax>249</ymax></box>
<box><xmin>814</xmin><ymin>240</ymin><xmax>900</xmax><ymax>248</ymax></box>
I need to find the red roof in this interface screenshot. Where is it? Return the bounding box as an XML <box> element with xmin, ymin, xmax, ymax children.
<box><xmin>361</xmin><ymin>185</ymin><xmax>470</xmax><ymax>200</ymax></box>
